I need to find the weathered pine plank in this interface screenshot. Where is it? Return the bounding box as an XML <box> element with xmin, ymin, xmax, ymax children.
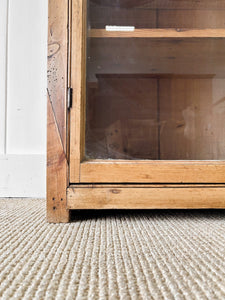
<box><xmin>70</xmin><ymin>0</ymin><xmax>87</xmax><ymax>182</ymax></box>
<box><xmin>67</xmin><ymin>185</ymin><xmax>225</xmax><ymax>209</ymax></box>
<box><xmin>47</xmin><ymin>0</ymin><xmax>69</xmax><ymax>222</ymax></box>
<box><xmin>89</xmin><ymin>28</ymin><xmax>225</xmax><ymax>38</ymax></box>
<box><xmin>80</xmin><ymin>160</ymin><xmax>225</xmax><ymax>183</ymax></box>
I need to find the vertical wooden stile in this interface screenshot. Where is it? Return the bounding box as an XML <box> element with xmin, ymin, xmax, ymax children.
<box><xmin>47</xmin><ymin>0</ymin><xmax>70</xmax><ymax>222</ymax></box>
<box><xmin>70</xmin><ymin>0</ymin><xmax>87</xmax><ymax>182</ymax></box>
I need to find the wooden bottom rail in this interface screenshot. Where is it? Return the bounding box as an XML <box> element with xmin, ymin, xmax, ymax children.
<box><xmin>67</xmin><ymin>185</ymin><xmax>225</xmax><ymax>210</ymax></box>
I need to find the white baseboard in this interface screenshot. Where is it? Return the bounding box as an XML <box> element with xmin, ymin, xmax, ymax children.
<box><xmin>0</xmin><ymin>154</ymin><xmax>46</xmax><ymax>197</ymax></box>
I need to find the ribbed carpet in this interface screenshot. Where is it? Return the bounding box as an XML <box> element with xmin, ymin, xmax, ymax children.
<box><xmin>0</xmin><ymin>199</ymin><xmax>225</xmax><ymax>300</ymax></box>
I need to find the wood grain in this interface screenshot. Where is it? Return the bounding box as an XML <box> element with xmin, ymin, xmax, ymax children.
<box><xmin>48</xmin><ymin>0</ymin><xmax>68</xmax><ymax>151</ymax></box>
<box><xmin>70</xmin><ymin>0</ymin><xmax>87</xmax><ymax>182</ymax></box>
<box><xmin>86</xmin><ymin>77</ymin><xmax>158</xmax><ymax>159</ymax></box>
<box><xmin>67</xmin><ymin>185</ymin><xmax>225</xmax><ymax>209</ymax></box>
<box><xmin>87</xmin><ymin>38</ymin><xmax>225</xmax><ymax>79</ymax></box>
<box><xmin>90</xmin><ymin>0</ymin><xmax>225</xmax><ymax>10</ymax></box>
<box><xmin>137</xmin><ymin>0</ymin><xmax>225</xmax><ymax>10</ymax></box>
<box><xmin>89</xmin><ymin>4</ymin><xmax>156</xmax><ymax>29</ymax></box>
<box><xmin>158</xmin><ymin>10</ymin><xmax>225</xmax><ymax>29</ymax></box>
<box><xmin>80</xmin><ymin>160</ymin><xmax>225</xmax><ymax>183</ymax></box>
<box><xmin>47</xmin><ymin>95</ymin><xmax>69</xmax><ymax>222</ymax></box>
<box><xmin>159</xmin><ymin>78</ymin><xmax>225</xmax><ymax>160</ymax></box>
<box><xmin>47</xmin><ymin>0</ymin><xmax>69</xmax><ymax>222</ymax></box>
<box><xmin>89</xmin><ymin>7</ymin><xmax>225</xmax><ymax>29</ymax></box>
<box><xmin>89</xmin><ymin>28</ymin><xmax>225</xmax><ymax>38</ymax></box>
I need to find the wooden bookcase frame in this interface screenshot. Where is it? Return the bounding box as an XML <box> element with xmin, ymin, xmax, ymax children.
<box><xmin>47</xmin><ymin>0</ymin><xmax>225</xmax><ymax>223</ymax></box>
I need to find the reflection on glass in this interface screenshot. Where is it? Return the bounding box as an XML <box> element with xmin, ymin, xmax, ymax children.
<box><xmin>85</xmin><ymin>0</ymin><xmax>225</xmax><ymax>160</ymax></box>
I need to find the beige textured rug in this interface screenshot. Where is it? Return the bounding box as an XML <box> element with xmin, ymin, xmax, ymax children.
<box><xmin>0</xmin><ymin>198</ymin><xmax>225</xmax><ymax>300</ymax></box>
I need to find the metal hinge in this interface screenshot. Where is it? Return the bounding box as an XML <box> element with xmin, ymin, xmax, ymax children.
<box><xmin>67</xmin><ymin>87</ymin><xmax>73</xmax><ymax>109</ymax></box>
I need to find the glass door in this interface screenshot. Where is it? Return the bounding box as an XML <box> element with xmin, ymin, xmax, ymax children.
<box><xmin>70</xmin><ymin>0</ymin><xmax>225</xmax><ymax>183</ymax></box>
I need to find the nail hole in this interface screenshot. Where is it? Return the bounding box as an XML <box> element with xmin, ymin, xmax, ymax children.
<box><xmin>53</xmin><ymin>206</ymin><xmax>56</xmax><ymax>210</ymax></box>
<box><xmin>61</xmin><ymin>198</ymin><xmax>63</xmax><ymax>201</ymax></box>
<box><xmin>52</xmin><ymin>197</ymin><xmax>55</xmax><ymax>201</ymax></box>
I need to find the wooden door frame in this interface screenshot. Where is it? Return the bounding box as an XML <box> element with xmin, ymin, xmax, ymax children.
<box><xmin>70</xmin><ymin>0</ymin><xmax>87</xmax><ymax>183</ymax></box>
<box><xmin>69</xmin><ymin>0</ymin><xmax>225</xmax><ymax>184</ymax></box>
<box><xmin>47</xmin><ymin>0</ymin><xmax>225</xmax><ymax>223</ymax></box>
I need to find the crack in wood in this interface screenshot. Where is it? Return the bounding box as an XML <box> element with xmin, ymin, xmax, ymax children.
<box><xmin>47</xmin><ymin>88</ymin><xmax>68</xmax><ymax>162</ymax></box>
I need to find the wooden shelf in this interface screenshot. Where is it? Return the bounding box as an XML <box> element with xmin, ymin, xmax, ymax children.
<box><xmin>89</xmin><ymin>28</ymin><xmax>225</xmax><ymax>38</ymax></box>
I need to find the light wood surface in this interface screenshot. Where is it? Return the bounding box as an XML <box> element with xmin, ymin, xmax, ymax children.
<box><xmin>48</xmin><ymin>1</ymin><xmax>68</xmax><ymax>151</ymax></box>
<box><xmin>86</xmin><ymin>76</ymin><xmax>225</xmax><ymax>161</ymax></box>
<box><xmin>159</xmin><ymin>78</ymin><xmax>225</xmax><ymax>160</ymax></box>
<box><xmin>70</xmin><ymin>0</ymin><xmax>86</xmax><ymax>183</ymax></box>
<box><xmin>47</xmin><ymin>0</ymin><xmax>69</xmax><ymax>223</ymax></box>
<box><xmin>89</xmin><ymin>28</ymin><xmax>225</xmax><ymax>38</ymax></box>
<box><xmin>47</xmin><ymin>0</ymin><xmax>225</xmax><ymax>219</ymax></box>
<box><xmin>67</xmin><ymin>184</ymin><xmax>225</xmax><ymax>209</ymax></box>
<box><xmin>47</xmin><ymin>94</ymin><xmax>69</xmax><ymax>222</ymax></box>
<box><xmin>80</xmin><ymin>160</ymin><xmax>225</xmax><ymax>183</ymax></box>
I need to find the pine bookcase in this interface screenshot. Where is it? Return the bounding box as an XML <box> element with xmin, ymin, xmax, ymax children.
<box><xmin>47</xmin><ymin>0</ymin><xmax>225</xmax><ymax>222</ymax></box>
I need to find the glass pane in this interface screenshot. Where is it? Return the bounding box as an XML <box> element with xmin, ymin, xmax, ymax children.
<box><xmin>85</xmin><ymin>0</ymin><xmax>225</xmax><ymax>160</ymax></box>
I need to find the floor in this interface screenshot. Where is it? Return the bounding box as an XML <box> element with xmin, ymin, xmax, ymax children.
<box><xmin>0</xmin><ymin>198</ymin><xmax>225</xmax><ymax>300</ymax></box>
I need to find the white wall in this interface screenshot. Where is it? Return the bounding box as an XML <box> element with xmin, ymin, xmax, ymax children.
<box><xmin>0</xmin><ymin>0</ymin><xmax>48</xmax><ymax>197</ymax></box>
